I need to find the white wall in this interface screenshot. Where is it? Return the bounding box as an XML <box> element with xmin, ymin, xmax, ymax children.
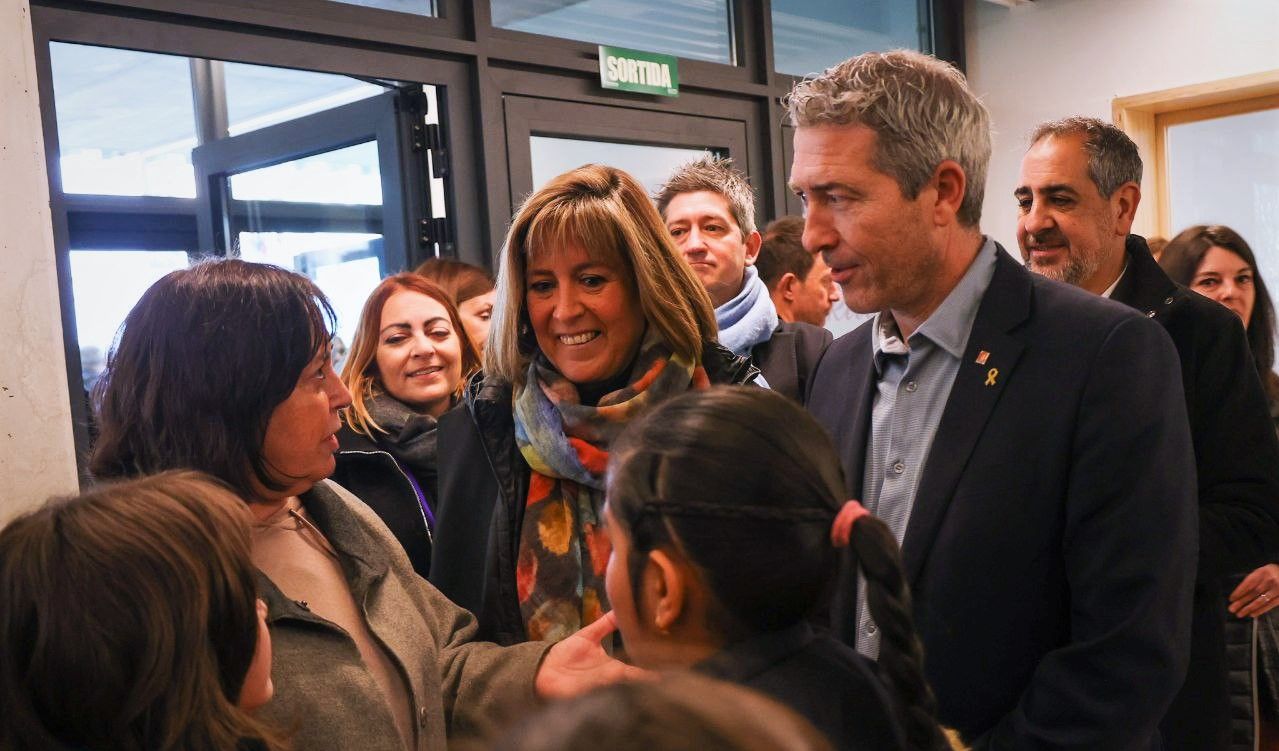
<box><xmin>0</xmin><ymin>0</ymin><xmax>79</xmax><ymax>521</ymax></box>
<box><xmin>965</xmin><ymin>0</ymin><xmax>1279</xmax><ymax>251</ymax></box>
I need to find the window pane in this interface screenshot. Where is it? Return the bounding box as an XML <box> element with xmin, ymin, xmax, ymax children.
<box><xmin>50</xmin><ymin>43</ymin><xmax>198</xmax><ymax>197</ymax></box>
<box><xmin>530</xmin><ymin>136</ymin><xmax>712</xmax><ymax>194</ymax></box>
<box><xmin>326</xmin><ymin>0</ymin><xmax>434</xmax><ymax>15</ymax></box>
<box><xmin>229</xmin><ymin>141</ymin><xmax>383</xmax><ymax>204</ymax></box>
<box><xmin>772</xmin><ymin>0</ymin><xmax>923</xmax><ymax>77</ymax></box>
<box><xmin>223</xmin><ymin>63</ymin><xmax>385</xmax><ymax>136</ymax></box>
<box><xmin>69</xmin><ymin>250</ymin><xmax>191</xmax><ymax>389</ymax></box>
<box><xmin>238</xmin><ymin>232</ymin><xmax>383</xmax><ymax>360</ymax></box>
<box><xmin>493</xmin><ymin>0</ymin><xmax>732</xmax><ymax>65</ymax></box>
<box><xmin>1166</xmin><ymin>105</ymin><xmax>1279</xmax><ymax>353</ymax></box>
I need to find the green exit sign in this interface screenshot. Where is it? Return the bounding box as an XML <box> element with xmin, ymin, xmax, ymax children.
<box><xmin>598</xmin><ymin>45</ymin><xmax>679</xmax><ymax>97</ymax></box>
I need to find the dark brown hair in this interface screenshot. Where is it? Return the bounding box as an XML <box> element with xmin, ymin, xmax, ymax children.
<box><xmin>90</xmin><ymin>259</ymin><xmax>335</xmax><ymax>498</ymax></box>
<box><xmin>756</xmin><ymin>216</ymin><xmax>816</xmax><ymax>289</ymax></box>
<box><xmin>1028</xmin><ymin>116</ymin><xmax>1142</xmax><ymax>198</ymax></box>
<box><xmin>0</xmin><ymin>471</ymin><xmax>286</xmax><ymax>751</ymax></box>
<box><xmin>413</xmin><ymin>257</ymin><xmax>495</xmax><ymax>306</ymax></box>
<box><xmin>607</xmin><ymin>387</ymin><xmax>949</xmax><ymax>750</ymax></box>
<box><xmin>1160</xmin><ymin>225</ymin><xmax>1278</xmax><ymax>401</ymax></box>
<box><xmin>340</xmin><ymin>272</ymin><xmax>481</xmax><ymax>437</ymax></box>
<box><xmin>493</xmin><ymin>672</ymin><xmax>832</xmax><ymax>751</ymax></box>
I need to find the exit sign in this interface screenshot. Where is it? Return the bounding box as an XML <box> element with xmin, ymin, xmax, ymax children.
<box><xmin>598</xmin><ymin>45</ymin><xmax>679</xmax><ymax>97</ymax></box>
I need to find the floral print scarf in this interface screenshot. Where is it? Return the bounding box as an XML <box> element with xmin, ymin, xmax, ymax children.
<box><xmin>513</xmin><ymin>337</ymin><xmax>709</xmax><ymax>642</ymax></box>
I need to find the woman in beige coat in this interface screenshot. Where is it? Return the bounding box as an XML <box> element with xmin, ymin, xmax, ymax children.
<box><xmin>90</xmin><ymin>259</ymin><xmax>636</xmax><ymax>751</ymax></box>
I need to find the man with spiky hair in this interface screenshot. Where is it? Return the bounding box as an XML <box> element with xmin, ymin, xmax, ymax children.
<box><xmin>656</xmin><ymin>156</ymin><xmax>830</xmax><ymax>403</ymax></box>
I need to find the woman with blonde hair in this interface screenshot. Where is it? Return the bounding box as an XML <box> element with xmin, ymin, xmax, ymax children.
<box><xmin>334</xmin><ymin>272</ymin><xmax>481</xmax><ymax>577</ymax></box>
<box><xmin>429</xmin><ymin>164</ymin><xmax>758</xmax><ymax>644</ymax></box>
<box><xmin>0</xmin><ymin>471</ymin><xmax>282</xmax><ymax>751</ymax></box>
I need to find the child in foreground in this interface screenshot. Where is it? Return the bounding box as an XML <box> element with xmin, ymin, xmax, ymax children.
<box><xmin>602</xmin><ymin>386</ymin><xmax>956</xmax><ymax>751</ymax></box>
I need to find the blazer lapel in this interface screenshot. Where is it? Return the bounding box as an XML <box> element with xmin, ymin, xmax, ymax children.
<box><xmin>823</xmin><ymin>326</ymin><xmax>876</xmax><ymax>499</ymax></box>
<box><xmin>900</xmin><ymin>250</ymin><xmax>1030</xmax><ymax>585</ymax></box>
<box><xmin>759</xmin><ymin>328</ymin><xmax>801</xmax><ymax>403</ymax></box>
<box><xmin>1110</xmin><ymin>235</ymin><xmax>1177</xmax><ymax>319</ymax></box>
<box><xmin>815</xmin><ymin>325</ymin><xmax>877</xmax><ymax>643</ymax></box>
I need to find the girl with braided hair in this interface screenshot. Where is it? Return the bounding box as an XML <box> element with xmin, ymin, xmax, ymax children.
<box><xmin>604</xmin><ymin>386</ymin><xmax>956</xmax><ymax>751</ymax></box>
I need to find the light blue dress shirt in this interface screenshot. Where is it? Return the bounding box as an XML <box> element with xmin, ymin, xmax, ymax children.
<box><xmin>855</xmin><ymin>237</ymin><xmax>999</xmax><ymax>658</ymax></box>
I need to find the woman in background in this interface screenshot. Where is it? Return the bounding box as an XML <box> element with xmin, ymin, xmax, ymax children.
<box><xmin>1160</xmin><ymin>224</ymin><xmax>1279</xmax><ymax>430</ymax></box>
<box><xmin>1161</xmin><ymin>225</ymin><xmax>1279</xmax><ymax>746</ymax></box>
<box><xmin>605</xmin><ymin>387</ymin><xmax>956</xmax><ymax>751</ymax></box>
<box><xmin>335</xmin><ymin>273</ymin><xmax>480</xmax><ymax>578</ymax></box>
<box><xmin>429</xmin><ymin>164</ymin><xmax>756</xmax><ymax>644</ymax></box>
<box><xmin>416</xmin><ymin>257</ymin><xmax>497</xmax><ymax>352</ymax></box>
<box><xmin>0</xmin><ymin>471</ymin><xmax>282</xmax><ymax>751</ymax></box>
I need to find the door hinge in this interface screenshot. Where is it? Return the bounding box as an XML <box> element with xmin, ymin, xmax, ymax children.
<box><xmin>417</xmin><ymin>216</ymin><xmax>451</xmax><ymax>249</ymax></box>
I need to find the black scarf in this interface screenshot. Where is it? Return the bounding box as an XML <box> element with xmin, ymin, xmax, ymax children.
<box><xmin>367</xmin><ymin>392</ymin><xmax>440</xmax><ymax>493</ymax></box>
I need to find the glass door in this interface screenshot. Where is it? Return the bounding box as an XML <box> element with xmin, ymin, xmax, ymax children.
<box><xmin>193</xmin><ymin>87</ymin><xmax>442</xmax><ymax>356</ymax></box>
<box><xmin>503</xmin><ymin>96</ymin><xmax>750</xmax><ymax>203</ymax></box>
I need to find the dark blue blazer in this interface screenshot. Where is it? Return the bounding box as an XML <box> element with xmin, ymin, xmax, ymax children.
<box><xmin>808</xmin><ymin>246</ymin><xmax>1199</xmax><ymax>749</ymax></box>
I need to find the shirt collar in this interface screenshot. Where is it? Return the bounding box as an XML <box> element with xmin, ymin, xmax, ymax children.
<box><xmin>1100</xmin><ymin>259</ymin><xmax>1129</xmax><ymax>299</ymax></box>
<box><xmin>870</xmin><ymin>236</ymin><xmax>999</xmax><ymax>367</ymax></box>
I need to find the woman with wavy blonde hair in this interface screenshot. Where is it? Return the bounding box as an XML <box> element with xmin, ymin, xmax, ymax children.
<box><xmin>334</xmin><ymin>272</ymin><xmax>481</xmax><ymax>577</ymax></box>
<box><xmin>430</xmin><ymin>164</ymin><xmax>757</xmax><ymax>644</ymax></box>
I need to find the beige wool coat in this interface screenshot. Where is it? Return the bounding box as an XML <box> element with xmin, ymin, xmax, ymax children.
<box><xmin>257</xmin><ymin>479</ymin><xmax>550</xmax><ymax>750</ymax></box>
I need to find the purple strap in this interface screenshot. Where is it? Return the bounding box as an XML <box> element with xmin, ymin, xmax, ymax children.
<box><xmin>392</xmin><ymin>455</ymin><xmax>435</xmax><ymax>530</ymax></box>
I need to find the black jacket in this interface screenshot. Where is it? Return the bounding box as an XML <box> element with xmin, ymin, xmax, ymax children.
<box><xmin>429</xmin><ymin>342</ymin><xmax>758</xmax><ymax>643</ymax></box>
<box><xmin>697</xmin><ymin>623</ymin><xmax>905</xmax><ymax>751</ymax></box>
<box><xmin>750</xmin><ymin>320</ymin><xmax>832</xmax><ymax>405</ymax></box>
<box><xmin>1112</xmin><ymin>236</ymin><xmax>1279</xmax><ymax>751</ymax></box>
<box><xmin>809</xmin><ymin>246</ymin><xmax>1198</xmax><ymax>748</ymax></box>
<box><xmin>332</xmin><ymin>424</ymin><xmax>435</xmax><ymax>579</ymax></box>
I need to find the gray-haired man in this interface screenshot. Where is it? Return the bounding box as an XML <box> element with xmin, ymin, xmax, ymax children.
<box><xmin>1017</xmin><ymin>116</ymin><xmax>1279</xmax><ymax>751</ymax></box>
<box><xmin>796</xmin><ymin>50</ymin><xmax>1198</xmax><ymax>748</ymax></box>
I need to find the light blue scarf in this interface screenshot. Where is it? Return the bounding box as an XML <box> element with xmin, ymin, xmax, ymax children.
<box><xmin>715</xmin><ymin>266</ymin><xmax>779</xmax><ymax>357</ymax></box>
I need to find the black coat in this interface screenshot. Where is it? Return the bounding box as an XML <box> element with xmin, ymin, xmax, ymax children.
<box><xmin>750</xmin><ymin>320</ymin><xmax>832</xmax><ymax>405</ymax></box>
<box><xmin>1111</xmin><ymin>236</ymin><xmax>1279</xmax><ymax>751</ymax></box>
<box><xmin>429</xmin><ymin>342</ymin><xmax>758</xmax><ymax>643</ymax></box>
<box><xmin>808</xmin><ymin>246</ymin><xmax>1199</xmax><ymax>748</ymax></box>
<box><xmin>332</xmin><ymin>423</ymin><xmax>435</xmax><ymax>579</ymax></box>
<box><xmin>697</xmin><ymin>623</ymin><xmax>906</xmax><ymax>751</ymax></box>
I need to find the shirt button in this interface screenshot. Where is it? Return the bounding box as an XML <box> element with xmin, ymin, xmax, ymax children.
<box><xmin>867</xmin><ymin>622</ymin><xmax>878</xmax><ymax>635</ymax></box>
<box><xmin>904</xmin><ymin>380</ymin><xmax>918</xmax><ymax>393</ymax></box>
<box><xmin>420</xmin><ymin>706</ymin><xmax>429</xmax><ymax>728</ymax></box>
<box><xmin>892</xmin><ymin>462</ymin><xmax>905</xmax><ymax>475</ymax></box>
<box><xmin>1164</xmin><ymin>296</ymin><xmax>1174</xmax><ymax>305</ymax></box>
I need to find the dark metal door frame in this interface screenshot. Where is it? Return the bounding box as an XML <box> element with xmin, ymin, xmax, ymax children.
<box><xmin>502</xmin><ymin>95</ymin><xmax>750</xmax><ymax>211</ymax></box>
<box><xmin>191</xmin><ymin>90</ymin><xmax>434</xmax><ymax>273</ymax></box>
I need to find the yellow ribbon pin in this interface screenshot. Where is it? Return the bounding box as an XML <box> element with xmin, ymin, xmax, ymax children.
<box><xmin>984</xmin><ymin>368</ymin><xmax>999</xmax><ymax>386</ymax></box>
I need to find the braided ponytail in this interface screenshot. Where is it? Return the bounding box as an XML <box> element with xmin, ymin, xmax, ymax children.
<box><xmin>837</xmin><ymin>508</ymin><xmax>950</xmax><ymax>750</ymax></box>
<box><xmin>608</xmin><ymin>386</ymin><xmax>953</xmax><ymax>748</ymax></box>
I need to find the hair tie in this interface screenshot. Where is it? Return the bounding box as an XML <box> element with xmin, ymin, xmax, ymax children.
<box><xmin>830</xmin><ymin>500</ymin><xmax>870</xmax><ymax>548</ymax></box>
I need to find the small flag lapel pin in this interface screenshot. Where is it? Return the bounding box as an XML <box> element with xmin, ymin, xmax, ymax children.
<box><xmin>975</xmin><ymin>350</ymin><xmax>990</xmax><ymax>365</ymax></box>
